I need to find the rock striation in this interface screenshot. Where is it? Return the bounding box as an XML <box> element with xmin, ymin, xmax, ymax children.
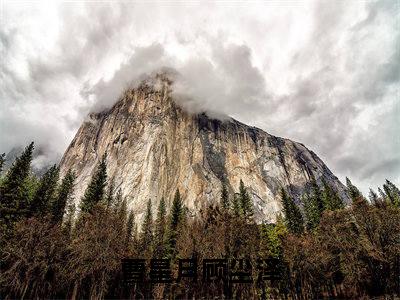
<box><xmin>60</xmin><ymin>75</ymin><xmax>348</xmax><ymax>223</ymax></box>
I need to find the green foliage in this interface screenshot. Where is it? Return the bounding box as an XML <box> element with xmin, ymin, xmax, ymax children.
<box><xmin>346</xmin><ymin>177</ymin><xmax>363</xmax><ymax>203</ymax></box>
<box><xmin>140</xmin><ymin>199</ymin><xmax>153</xmax><ymax>256</ymax></box>
<box><xmin>303</xmin><ymin>180</ymin><xmax>325</xmax><ymax>230</ymax></box>
<box><xmin>154</xmin><ymin>197</ymin><xmax>167</xmax><ymax>257</ymax></box>
<box><xmin>166</xmin><ymin>189</ymin><xmax>184</xmax><ymax>259</ymax></box>
<box><xmin>238</xmin><ymin>179</ymin><xmax>253</xmax><ymax>218</ymax></box>
<box><xmin>281</xmin><ymin>188</ymin><xmax>304</xmax><ymax>235</ymax></box>
<box><xmin>51</xmin><ymin>170</ymin><xmax>75</xmax><ymax>224</ymax></box>
<box><xmin>260</xmin><ymin>215</ymin><xmax>287</xmax><ymax>259</ymax></box>
<box><xmin>383</xmin><ymin>179</ymin><xmax>400</xmax><ymax>207</ymax></box>
<box><xmin>322</xmin><ymin>179</ymin><xmax>344</xmax><ymax>211</ymax></box>
<box><xmin>0</xmin><ymin>152</ymin><xmax>5</xmax><ymax>173</ymax></box>
<box><xmin>220</xmin><ymin>183</ymin><xmax>229</xmax><ymax>210</ymax></box>
<box><xmin>105</xmin><ymin>179</ymin><xmax>115</xmax><ymax>209</ymax></box>
<box><xmin>80</xmin><ymin>153</ymin><xmax>107</xmax><ymax>214</ymax></box>
<box><xmin>0</xmin><ymin>142</ymin><xmax>34</xmax><ymax>222</ymax></box>
<box><xmin>30</xmin><ymin>165</ymin><xmax>59</xmax><ymax>217</ymax></box>
<box><xmin>232</xmin><ymin>193</ymin><xmax>241</xmax><ymax>217</ymax></box>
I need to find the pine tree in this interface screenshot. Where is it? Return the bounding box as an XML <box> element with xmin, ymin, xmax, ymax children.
<box><xmin>321</xmin><ymin>179</ymin><xmax>344</xmax><ymax>211</ymax></box>
<box><xmin>63</xmin><ymin>202</ymin><xmax>76</xmax><ymax>236</ymax></box>
<box><xmin>125</xmin><ymin>210</ymin><xmax>135</xmax><ymax>249</ymax></box>
<box><xmin>0</xmin><ymin>142</ymin><xmax>34</xmax><ymax>220</ymax></box>
<box><xmin>368</xmin><ymin>188</ymin><xmax>379</xmax><ymax>204</ymax></box>
<box><xmin>154</xmin><ymin>197</ymin><xmax>167</xmax><ymax>257</ymax></box>
<box><xmin>0</xmin><ymin>152</ymin><xmax>5</xmax><ymax>173</ymax></box>
<box><xmin>281</xmin><ymin>188</ymin><xmax>304</xmax><ymax>235</ymax></box>
<box><xmin>30</xmin><ymin>165</ymin><xmax>59</xmax><ymax>217</ymax></box>
<box><xmin>80</xmin><ymin>153</ymin><xmax>107</xmax><ymax>214</ymax></box>
<box><xmin>105</xmin><ymin>179</ymin><xmax>115</xmax><ymax>209</ymax></box>
<box><xmin>166</xmin><ymin>189</ymin><xmax>184</xmax><ymax>259</ymax></box>
<box><xmin>141</xmin><ymin>199</ymin><xmax>153</xmax><ymax>256</ymax></box>
<box><xmin>220</xmin><ymin>183</ymin><xmax>230</xmax><ymax>210</ymax></box>
<box><xmin>238</xmin><ymin>179</ymin><xmax>253</xmax><ymax>218</ymax></box>
<box><xmin>346</xmin><ymin>177</ymin><xmax>363</xmax><ymax>203</ymax></box>
<box><xmin>51</xmin><ymin>170</ymin><xmax>75</xmax><ymax>223</ymax></box>
<box><xmin>232</xmin><ymin>193</ymin><xmax>241</xmax><ymax>217</ymax></box>
<box><xmin>383</xmin><ymin>179</ymin><xmax>400</xmax><ymax>207</ymax></box>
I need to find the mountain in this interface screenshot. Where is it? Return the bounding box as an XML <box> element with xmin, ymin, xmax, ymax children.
<box><xmin>59</xmin><ymin>74</ymin><xmax>348</xmax><ymax>223</ymax></box>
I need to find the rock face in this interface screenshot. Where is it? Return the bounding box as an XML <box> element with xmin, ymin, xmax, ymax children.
<box><xmin>60</xmin><ymin>76</ymin><xmax>348</xmax><ymax>223</ymax></box>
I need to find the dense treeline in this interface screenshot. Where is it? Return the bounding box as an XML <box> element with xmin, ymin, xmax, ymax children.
<box><xmin>0</xmin><ymin>142</ymin><xmax>399</xmax><ymax>299</ymax></box>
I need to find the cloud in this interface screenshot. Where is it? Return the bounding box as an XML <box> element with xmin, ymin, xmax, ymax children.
<box><xmin>1</xmin><ymin>1</ymin><xmax>399</xmax><ymax>194</ymax></box>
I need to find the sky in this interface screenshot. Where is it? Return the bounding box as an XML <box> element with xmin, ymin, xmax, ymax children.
<box><xmin>1</xmin><ymin>0</ymin><xmax>399</xmax><ymax>194</ymax></box>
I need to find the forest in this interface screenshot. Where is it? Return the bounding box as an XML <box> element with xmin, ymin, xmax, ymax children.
<box><xmin>1</xmin><ymin>142</ymin><xmax>399</xmax><ymax>299</ymax></box>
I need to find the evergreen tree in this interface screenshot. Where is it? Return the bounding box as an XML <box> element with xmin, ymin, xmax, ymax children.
<box><xmin>113</xmin><ymin>188</ymin><xmax>123</xmax><ymax>212</ymax></box>
<box><xmin>80</xmin><ymin>153</ymin><xmax>107</xmax><ymax>214</ymax></box>
<box><xmin>346</xmin><ymin>177</ymin><xmax>363</xmax><ymax>203</ymax></box>
<box><xmin>105</xmin><ymin>179</ymin><xmax>115</xmax><ymax>209</ymax></box>
<box><xmin>0</xmin><ymin>152</ymin><xmax>5</xmax><ymax>173</ymax></box>
<box><xmin>321</xmin><ymin>179</ymin><xmax>344</xmax><ymax>211</ymax></box>
<box><xmin>232</xmin><ymin>193</ymin><xmax>241</xmax><ymax>217</ymax></box>
<box><xmin>303</xmin><ymin>179</ymin><xmax>325</xmax><ymax>230</ymax></box>
<box><xmin>220</xmin><ymin>183</ymin><xmax>230</xmax><ymax>210</ymax></box>
<box><xmin>166</xmin><ymin>189</ymin><xmax>184</xmax><ymax>259</ymax></box>
<box><xmin>238</xmin><ymin>179</ymin><xmax>253</xmax><ymax>218</ymax></box>
<box><xmin>368</xmin><ymin>188</ymin><xmax>379</xmax><ymax>204</ymax></box>
<box><xmin>63</xmin><ymin>202</ymin><xmax>76</xmax><ymax>236</ymax></box>
<box><xmin>30</xmin><ymin>165</ymin><xmax>59</xmax><ymax>217</ymax></box>
<box><xmin>125</xmin><ymin>210</ymin><xmax>135</xmax><ymax>248</ymax></box>
<box><xmin>383</xmin><ymin>179</ymin><xmax>400</xmax><ymax>207</ymax></box>
<box><xmin>281</xmin><ymin>188</ymin><xmax>304</xmax><ymax>235</ymax></box>
<box><xmin>378</xmin><ymin>187</ymin><xmax>387</xmax><ymax>201</ymax></box>
<box><xmin>0</xmin><ymin>142</ymin><xmax>34</xmax><ymax>220</ymax></box>
<box><xmin>141</xmin><ymin>199</ymin><xmax>153</xmax><ymax>256</ymax></box>
<box><xmin>154</xmin><ymin>197</ymin><xmax>167</xmax><ymax>257</ymax></box>
<box><xmin>51</xmin><ymin>170</ymin><xmax>75</xmax><ymax>223</ymax></box>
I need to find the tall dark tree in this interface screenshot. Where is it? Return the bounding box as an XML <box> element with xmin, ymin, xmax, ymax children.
<box><xmin>321</xmin><ymin>179</ymin><xmax>344</xmax><ymax>211</ymax></box>
<box><xmin>51</xmin><ymin>170</ymin><xmax>76</xmax><ymax>223</ymax></box>
<box><xmin>125</xmin><ymin>210</ymin><xmax>135</xmax><ymax>249</ymax></box>
<box><xmin>232</xmin><ymin>193</ymin><xmax>241</xmax><ymax>217</ymax></box>
<box><xmin>383</xmin><ymin>179</ymin><xmax>400</xmax><ymax>207</ymax></box>
<box><xmin>0</xmin><ymin>142</ymin><xmax>34</xmax><ymax>220</ymax></box>
<box><xmin>281</xmin><ymin>188</ymin><xmax>304</xmax><ymax>235</ymax></box>
<box><xmin>80</xmin><ymin>153</ymin><xmax>107</xmax><ymax>214</ymax></box>
<box><xmin>154</xmin><ymin>197</ymin><xmax>167</xmax><ymax>257</ymax></box>
<box><xmin>238</xmin><ymin>179</ymin><xmax>253</xmax><ymax>218</ymax></box>
<box><xmin>220</xmin><ymin>183</ymin><xmax>230</xmax><ymax>210</ymax></box>
<box><xmin>0</xmin><ymin>152</ymin><xmax>5</xmax><ymax>173</ymax></box>
<box><xmin>346</xmin><ymin>177</ymin><xmax>363</xmax><ymax>203</ymax></box>
<box><xmin>140</xmin><ymin>199</ymin><xmax>153</xmax><ymax>256</ymax></box>
<box><xmin>368</xmin><ymin>188</ymin><xmax>379</xmax><ymax>204</ymax></box>
<box><xmin>166</xmin><ymin>189</ymin><xmax>184</xmax><ymax>259</ymax></box>
<box><xmin>30</xmin><ymin>165</ymin><xmax>59</xmax><ymax>217</ymax></box>
<box><xmin>105</xmin><ymin>179</ymin><xmax>115</xmax><ymax>209</ymax></box>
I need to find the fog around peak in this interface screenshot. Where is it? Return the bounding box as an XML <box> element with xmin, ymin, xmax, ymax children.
<box><xmin>1</xmin><ymin>1</ymin><xmax>399</xmax><ymax>193</ymax></box>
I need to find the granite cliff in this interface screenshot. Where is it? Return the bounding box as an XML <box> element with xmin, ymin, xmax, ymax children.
<box><xmin>60</xmin><ymin>75</ymin><xmax>348</xmax><ymax>223</ymax></box>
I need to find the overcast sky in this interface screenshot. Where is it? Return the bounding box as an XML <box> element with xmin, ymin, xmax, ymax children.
<box><xmin>1</xmin><ymin>0</ymin><xmax>399</xmax><ymax>194</ymax></box>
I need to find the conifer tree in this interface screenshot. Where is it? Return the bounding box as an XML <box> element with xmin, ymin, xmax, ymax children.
<box><xmin>281</xmin><ymin>188</ymin><xmax>304</xmax><ymax>235</ymax></box>
<box><xmin>0</xmin><ymin>142</ymin><xmax>34</xmax><ymax>220</ymax></box>
<box><xmin>80</xmin><ymin>153</ymin><xmax>107</xmax><ymax>214</ymax></box>
<box><xmin>30</xmin><ymin>165</ymin><xmax>59</xmax><ymax>217</ymax></box>
<box><xmin>118</xmin><ymin>198</ymin><xmax>128</xmax><ymax>223</ymax></box>
<box><xmin>321</xmin><ymin>179</ymin><xmax>344</xmax><ymax>211</ymax></box>
<box><xmin>383</xmin><ymin>179</ymin><xmax>400</xmax><ymax>207</ymax></box>
<box><xmin>63</xmin><ymin>202</ymin><xmax>76</xmax><ymax>236</ymax></box>
<box><xmin>220</xmin><ymin>183</ymin><xmax>230</xmax><ymax>210</ymax></box>
<box><xmin>346</xmin><ymin>177</ymin><xmax>363</xmax><ymax>203</ymax></box>
<box><xmin>232</xmin><ymin>193</ymin><xmax>241</xmax><ymax>217</ymax></box>
<box><xmin>368</xmin><ymin>188</ymin><xmax>379</xmax><ymax>204</ymax></box>
<box><xmin>0</xmin><ymin>152</ymin><xmax>5</xmax><ymax>173</ymax></box>
<box><xmin>141</xmin><ymin>199</ymin><xmax>153</xmax><ymax>256</ymax></box>
<box><xmin>50</xmin><ymin>170</ymin><xmax>75</xmax><ymax>223</ymax></box>
<box><xmin>154</xmin><ymin>197</ymin><xmax>167</xmax><ymax>257</ymax></box>
<box><xmin>166</xmin><ymin>189</ymin><xmax>184</xmax><ymax>259</ymax></box>
<box><xmin>105</xmin><ymin>179</ymin><xmax>115</xmax><ymax>209</ymax></box>
<box><xmin>125</xmin><ymin>210</ymin><xmax>135</xmax><ymax>248</ymax></box>
<box><xmin>238</xmin><ymin>179</ymin><xmax>253</xmax><ymax>218</ymax></box>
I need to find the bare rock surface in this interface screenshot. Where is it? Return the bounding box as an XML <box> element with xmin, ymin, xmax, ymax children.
<box><xmin>60</xmin><ymin>75</ymin><xmax>348</xmax><ymax>223</ymax></box>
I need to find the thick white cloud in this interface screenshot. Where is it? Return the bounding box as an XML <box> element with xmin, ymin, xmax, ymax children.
<box><xmin>1</xmin><ymin>0</ymin><xmax>399</xmax><ymax>194</ymax></box>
